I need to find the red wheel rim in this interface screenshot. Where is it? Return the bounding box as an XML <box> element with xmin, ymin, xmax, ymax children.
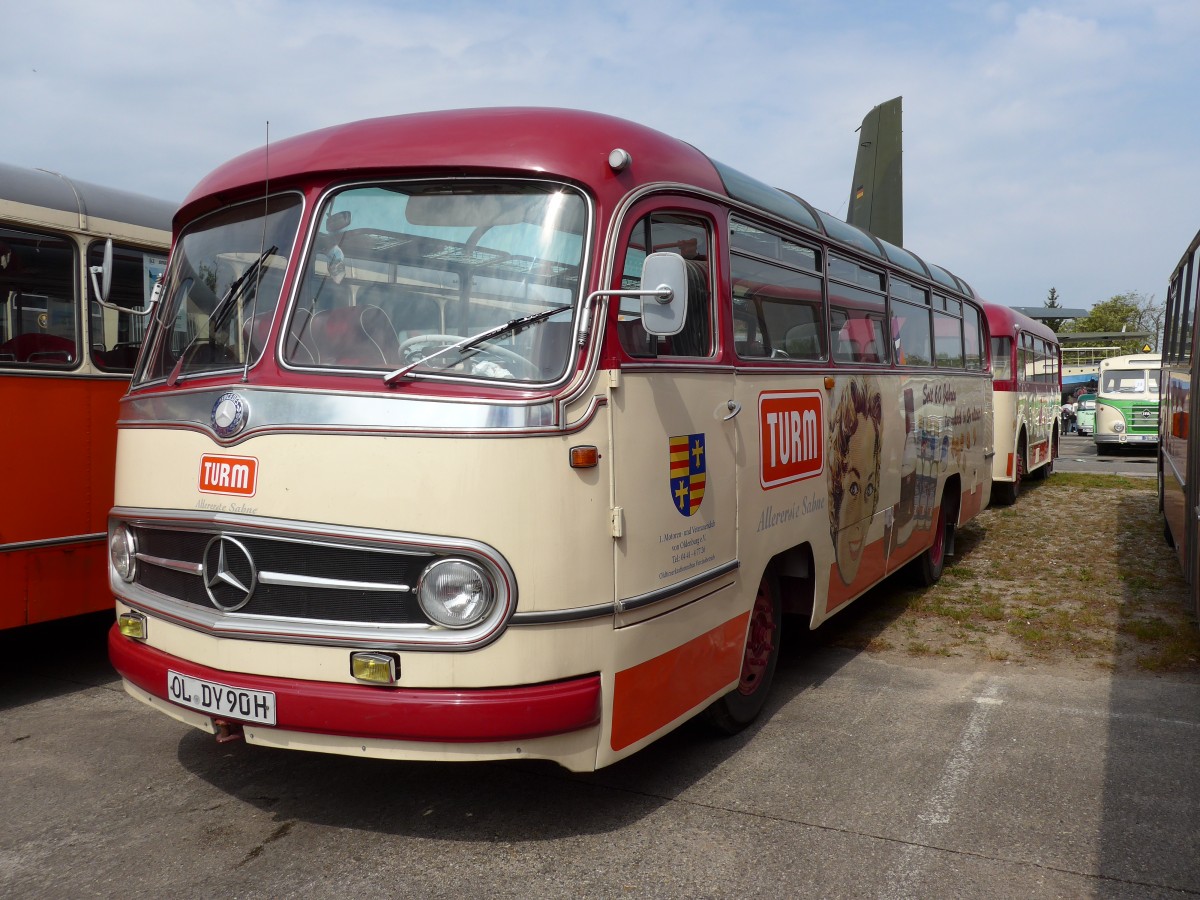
<box><xmin>738</xmin><ymin>578</ymin><xmax>776</xmax><ymax>695</ymax></box>
<box><xmin>929</xmin><ymin>505</ymin><xmax>945</xmax><ymax>569</ymax></box>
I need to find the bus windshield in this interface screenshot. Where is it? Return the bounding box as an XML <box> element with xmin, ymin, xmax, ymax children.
<box><xmin>1101</xmin><ymin>368</ymin><xmax>1158</xmax><ymax>394</ymax></box>
<box><xmin>138</xmin><ymin>194</ymin><xmax>303</xmax><ymax>384</ymax></box>
<box><xmin>283</xmin><ymin>182</ymin><xmax>587</xmax><ymax>384</ymax></box>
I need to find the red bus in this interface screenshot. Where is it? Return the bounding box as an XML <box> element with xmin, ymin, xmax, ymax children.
<box><xmin>0</xmin><ymin>163</ymin><xmax>173</xmax><ymax>628</ymax></box>
<box><xmin>105</xmin><ymin>110</ymin><xmax>994</xmax><ymax>769</ymax></box>
<box><xmin>1161</xmin><ymin>226</ymin><xmax>1200</xmax><ymax>622</ymax></box>
<box><xmin>984</xmin><ymin>302</ymin><xmax>1061</xmax><ymax>504</ymax></box>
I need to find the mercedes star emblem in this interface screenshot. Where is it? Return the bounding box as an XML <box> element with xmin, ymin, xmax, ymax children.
<box><xmin>211</xmin><ymin>392</ymin><xmax>248</xmax><ymax>438</ymax></box>
<box><xmin>202</xmin><ymin>535</ymin><xmax>258</xmax><ymax>611</ymax></box>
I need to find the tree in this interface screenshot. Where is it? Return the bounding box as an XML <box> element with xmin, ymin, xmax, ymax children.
<box><xmin>1062</xmin><ymin>291</ymin><xmax>1162</xmax><ymax>352</ymax></box>
<box><xmin>1044</xmin><ymin>287</ymin><xmax>1063</xmax><ymax>332</ymax></box>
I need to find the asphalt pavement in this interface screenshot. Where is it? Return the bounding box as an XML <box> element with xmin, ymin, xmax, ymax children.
<box><xmin>2</xmin><ymin>611</ymin><xmax>1197</xmax><ymax>898</ymax></box>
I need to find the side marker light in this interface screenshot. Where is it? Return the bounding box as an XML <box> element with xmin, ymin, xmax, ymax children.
<box><xmin>570</xmin><ymin>445</ymin><xmax>600</xmax><ymax>469</ymax></box>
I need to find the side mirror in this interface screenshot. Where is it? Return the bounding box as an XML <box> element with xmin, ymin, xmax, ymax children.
<box><xmin>639</xmin><ymin>252</ymin><xmax>689</xmax><ymax>337</ymax></box>
<box><xmin>89</xmin><ymin>238</ymin><xmax>114</xmax><ymax>303</ymax></box>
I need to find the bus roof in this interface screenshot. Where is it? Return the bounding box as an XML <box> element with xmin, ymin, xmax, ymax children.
<box><xmin>181</xmin><ymin>107</ymin><xmax>976</xmax><ymax>299</ymax></box>
<box><xmin>982</xmin><ymin>302</ymin><xmax>1059</xmax><ymax>345</ymax></box>
<box><xmin>1100</xmin><ymin>353</ymin><xmax>1161</xmax><ymax>369</ymax></box>
<box><xmin>0</xmin><ymin>162</ymin><xmax>175</xmax><ymax>231</ymax></box>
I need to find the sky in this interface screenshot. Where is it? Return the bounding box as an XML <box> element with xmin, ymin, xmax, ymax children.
<box><xmin>3</xmin><ymin>0</ymin><xmax>1197</xmax><ymax>311</ymax></box>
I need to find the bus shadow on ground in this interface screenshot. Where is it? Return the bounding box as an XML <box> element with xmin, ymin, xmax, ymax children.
<box><xmin>1095</xmin><ymin>492</ymin><xmax>1200</xmax><ymax>897</ymax></box>
<box><xmin>0</xmin><ymin>611</ymin><xmax>118</xmax><ymax>712</ymax></box>
<box><xmin>173</xmin><ymin>624</ymin><xmax>863</xmax><ymax>841</ymax></box>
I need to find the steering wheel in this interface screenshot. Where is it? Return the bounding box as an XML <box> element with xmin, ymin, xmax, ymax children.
<box><xmin>397</xmin><ymin>333</ymin><xmax>540</xmax><ymax>379</ymax></box>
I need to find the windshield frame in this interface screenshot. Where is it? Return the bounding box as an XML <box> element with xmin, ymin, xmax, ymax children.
<box><xmin>279</xmin><ymin>177</ymin><xmax>594</xmax><ymax>391</ymax></box>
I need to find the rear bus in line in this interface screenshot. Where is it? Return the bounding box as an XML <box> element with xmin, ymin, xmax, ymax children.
<box><xmin>984</xmin><ymin>303</ymin><xmax>1060</xmax><ymax>504</ymax></box>
<box><xmin>0</xmin><ymin>163</ymin><xmax>172</xmax><ymax>629</ymax></box>
<box><xmin>106</xmin><ymin>109</ymin><xmax>994</xmax><ymax>771</ymax></box>
<box><xmin>1095</xmin><ymin>353</ymin><xmax>1162</xmax><ymax>448</ymax></box>
<box><xmin>1160</xmin><ymin>227</ymin><xmax>1199</xmax><ymax>622</ymax></box>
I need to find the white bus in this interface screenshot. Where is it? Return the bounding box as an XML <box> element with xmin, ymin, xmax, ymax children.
<box><xmin>1095</xmin><ymin>353</ymin><xmax>1162</xmax><ymax>447</ymax></box>
<box><xmin>106</xmin><ymin>109</ymin><xmax>993</xmax><ymax>771</ymax></box>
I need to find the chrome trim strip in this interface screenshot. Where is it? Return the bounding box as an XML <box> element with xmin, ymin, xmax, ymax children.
<box><xmin>510</xmin><ymin>602</ymin><xmax>616</xmax><ymax>625</ymax></box>
<box><xmin>616</xmin><ymin>560</ymin><xmax>740</xmax><ymax>613</ymax></box>
<box><xmin>118</xmin><ymin>384</ymin><xmax>607</xmax><ymax>442</ymax></box>
<box><xmin>258</xmin><ymin>571</ymin><xmax>410</xmax><ymax>593</ymax></box>
<box><xmin>1</xmin><ymin>532</ymin><xmax>105</xmax><ymax>553</ymax></box>
<box><xmin>136</xmin><ymin>553</ymin><xmax>203</xmax><ymax>576</ymax></box>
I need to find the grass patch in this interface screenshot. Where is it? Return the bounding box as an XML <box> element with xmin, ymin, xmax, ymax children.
<box><xmin>821</xmin><ymin>474</ymin><xmax>1198</xmax><ymax>675</ymax></box>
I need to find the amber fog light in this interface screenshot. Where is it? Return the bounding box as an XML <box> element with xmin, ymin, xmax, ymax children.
<box><xmin>351</xmin><ymin>652</ymin><xmax>397</xmax><ymax>684</ymax></box>
<box><xmin>117</xmin><ymin>611</ymin><xmax>148</xmax><ymax>640</ymax></box>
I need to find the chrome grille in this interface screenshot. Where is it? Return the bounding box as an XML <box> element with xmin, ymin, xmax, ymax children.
<box><xmin>132</xmin><ymin>525</ymin><xmax>436</xmax><ymax>626</ymax></box>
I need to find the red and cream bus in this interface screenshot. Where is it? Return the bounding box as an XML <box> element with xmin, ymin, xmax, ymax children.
<box><xmin>984</xmin><ymin>303</ymin><xmax>1060</xmax><ymax>504</ymax></box>
<box><xmin>1161</xmin><ymin>227</ymin><xmax>1199</xmax><ymax>622</ymax></box>
<box><xmin>0</xmin><ymin>164</ymin><xmax>172</xmax><ymax>629</ymax></box>
<box><xmin>107</xmin><ymin>109</ymin><xmax>993</xmax><ymax>770</ymax></box>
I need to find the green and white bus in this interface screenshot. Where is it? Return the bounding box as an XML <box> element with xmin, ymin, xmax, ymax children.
<box><xmin>1094</xmin><ymin>353</ymin><xmax>1161</xmax><ymax>447</ymax></box>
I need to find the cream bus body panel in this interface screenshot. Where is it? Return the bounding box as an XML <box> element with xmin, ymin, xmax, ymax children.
<box><xmin>112</xmin><ymin>394</ymin><xmax>756</xmax><ymax>769</ymax></box>
<box><xmin>990</xmin><ymin>386</ymin><xmax>1056</xmax><ymax>485</ymax></box>
<box><xmin>113</xmin><ymin>422</ymin><xmax>616</xmax><ymax>623</ymax></box>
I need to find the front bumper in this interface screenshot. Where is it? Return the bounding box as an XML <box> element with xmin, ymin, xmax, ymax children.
<box><xmin>108</xmin><ymin>625</ymin><xmax>601</xmax><ymax>743</ymax></box>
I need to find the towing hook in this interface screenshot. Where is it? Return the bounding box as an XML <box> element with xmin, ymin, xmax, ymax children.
<box><xmin>213</xmin><ymin>719</ymin><xmax>245</xmax><ymax>743</ymax></box>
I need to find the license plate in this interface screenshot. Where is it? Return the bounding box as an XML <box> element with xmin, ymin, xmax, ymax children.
<box><xmin>167</xmin><ymin>670</ymin><xmax>276</xmax><ymax>725</ymax></box>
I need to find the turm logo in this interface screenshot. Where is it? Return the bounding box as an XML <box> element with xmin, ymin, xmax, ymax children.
<box><xmin>199</xmin><ymin>454</ymin><xmax>259</xmax><ymax>497</ymax></box>
<box><xmin>758</xmin><ymin>390</ymin><xmax>823</xmax><ymax>489</ymax></box>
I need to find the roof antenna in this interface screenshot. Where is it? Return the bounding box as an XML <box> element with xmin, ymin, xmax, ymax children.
<box><xmin>242</xmin><ymin>120</ymin><xmax>270</xmax><ymax>383</ymax></box>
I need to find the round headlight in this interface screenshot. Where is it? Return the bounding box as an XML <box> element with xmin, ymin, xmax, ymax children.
<box><xmin>417</xmin><ymin>558</ymin><xmax>495</xmax><ymax>628</ymax></box>
<box><xmin>1112</xmin><ymin>422</ymin><xmax>1125</xmax><ymax>433</ymax></box>
<box><xmin>109</xmin><ymin>523</ymin><xmax>137</xmax><ymax>583</ymax></box>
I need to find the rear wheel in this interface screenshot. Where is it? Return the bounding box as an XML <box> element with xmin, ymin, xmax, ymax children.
<box><xmin>912</xmin><ymin>501</ymin><xmax>953</xmax><ymax>587</ymax></box>
<box><xmin>993</xmin><ymin>445</ymin><xmax>1025</xmax><ymax>505</ymax></box>
<box><xmin>705</xmin><ymin>571</ymin><xmax>782</xmax><ymax>734</ymax></box>
<box><xmin>1032</xmin><ymin>433</ymin><xmax>1056</xmax><ymax>480</ymax></box>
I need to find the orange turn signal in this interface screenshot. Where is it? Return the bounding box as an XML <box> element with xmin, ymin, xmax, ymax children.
<box><xmin>569</xmin><ymin>445</ymin><xmax>600</xmax><ymax>469</ymax></box>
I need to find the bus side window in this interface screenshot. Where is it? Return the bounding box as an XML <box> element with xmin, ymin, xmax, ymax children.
<box><xmin>618</xmin><ymin>213</ymin><xmax>713</xmax><ymax>359</ymax></box>
<box><xmin>829</xmin><ymin>256</ymin><xmax>887</xmax><ymax>364</ymax></box>
<box><xmin>0</xmin><ymin>226</ymin><xmax>78</xmax><ymax>367</ymax></box>
<box><xmin>88</xmin><ymin>241</ymin><xmax>168</xmax><ymax>372</ymax></box>
<box><xmin>730</xmin><ymin>250</ymin><xmax>825</xmax><ymax>361</ymax></box>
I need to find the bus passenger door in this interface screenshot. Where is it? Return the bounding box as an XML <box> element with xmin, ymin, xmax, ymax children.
<box><xmin>608</xmin><ymin>210</ymin><xmax>738</xmax><ymax>621</ymax></box>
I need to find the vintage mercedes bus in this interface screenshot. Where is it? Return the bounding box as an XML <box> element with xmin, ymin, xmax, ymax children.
<box><xmin>106</xmin><ymin>109</ymin><xmax>993</xmax><ymax>770</ymax></box>
<box><xmin>983</xmin><ymin>303</ymin><xmax>1060</xmax><ymax>504</ymax></box>
<box><xmin>0</xmin><ymin>164</ymin><xmax>172</xmax><ymax>629</ymax></box>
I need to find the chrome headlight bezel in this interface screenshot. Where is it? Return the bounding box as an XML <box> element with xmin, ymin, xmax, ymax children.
<box><xmin>417</xmin><ymin>557</ymin><xmax>496</xmax><ymax>629</ymax></box>
<box><xmin>109</xmin><ymin>523</ymin><xmax>138</xmax><ymax>583</ymax></box>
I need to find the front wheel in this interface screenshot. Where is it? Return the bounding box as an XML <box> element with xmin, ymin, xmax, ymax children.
<box><xmin>705</xmin><ymin>572</ymin><xmax>782</xmax><ymax>734</ymax></box>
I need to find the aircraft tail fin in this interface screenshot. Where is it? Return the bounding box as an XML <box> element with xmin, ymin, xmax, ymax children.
<box><xmin>846</xmin><ymin>96</ymin><xmax>903</xmax><ymax>246</ymax></box>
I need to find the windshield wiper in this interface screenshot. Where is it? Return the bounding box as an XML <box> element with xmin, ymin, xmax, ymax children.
<box><xmin>383</xmin><ymin>303</ymin><xmax>572</xmax><ymax>384</ymax></box>
<box><xmin>166</xmin><ymin>246</ymin><xmax>277</xmax><ymax>386</ymax></box>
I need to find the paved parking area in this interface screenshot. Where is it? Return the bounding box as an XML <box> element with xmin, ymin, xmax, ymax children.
<box><xmin>2</xmin><ymin>613</ymin><xmax>1197</xmax><ymax>898</ymax></box>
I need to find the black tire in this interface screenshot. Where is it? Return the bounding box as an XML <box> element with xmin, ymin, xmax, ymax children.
<box><xmin>705</xmin><ymin>571</ymin><xmax>782</xmax><ymax>734</ymax></box>
<box><xmin>911</xmin><ymin>500</ymin><xmax>952</xmax><ymax>587</ymax></box>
